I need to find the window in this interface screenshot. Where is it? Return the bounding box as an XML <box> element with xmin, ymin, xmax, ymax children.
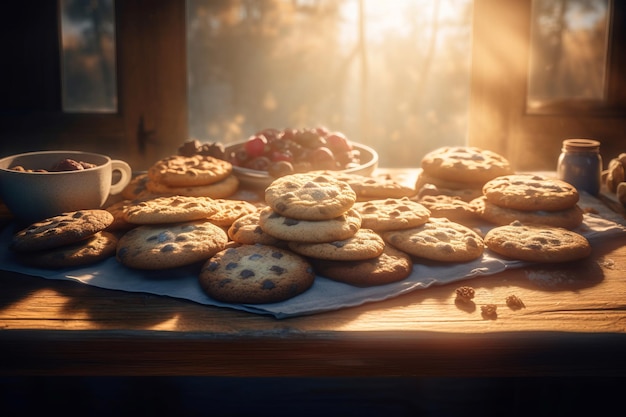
<box><xmin>527</xmin><ymin>0</ymin><xmax>610</xmax><ymax>112</ymax></box>
<box><xmin>60</xmin><ymin>0</ymin><xmax>117</xmax><ymax>113</ymax></box>
<box><xmin>469</xmin><ymin>0</ymin><xmax>626</xmax><ymax>171</ymax></box>
<box><xmin>2</xmin><ymin>0</ymin><xmax>625</xmax><ymax>172</ymax></box>
<box><xmin>186</xmin><ymin>0</ymin><xmax>473</xmax><ymax>168</ymax></box>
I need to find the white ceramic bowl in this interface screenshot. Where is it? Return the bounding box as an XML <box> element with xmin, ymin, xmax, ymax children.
<box><xmin>0</xmin><ymin>150</ymin><xmax>132</xmax><ymax>224</ymax></box>
<box><xmin>225</xmin><ymin>142</ymin><xmax>379</xmax><ymax>189</ymax></box>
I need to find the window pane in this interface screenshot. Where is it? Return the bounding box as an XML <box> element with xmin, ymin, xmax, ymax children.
<box><xmin>60</xmin><ymin>0</ymin><xmax>117</xmax><ymax>113</ymax></box>
<box><xmin>186</xmin><ymin>0</ymin><xmax>473</xmax><ymax>167</ymax></box>
<box><xmin>528</xmin><ymin>0</ymin><xmax>610</xmax><ymax>110</ymax></box>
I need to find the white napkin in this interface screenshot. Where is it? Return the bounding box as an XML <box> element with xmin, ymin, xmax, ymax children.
<box><xmin>0</xmin><ymin>193</ymin><xmax>624</xmax><ymax>319</ymax></box>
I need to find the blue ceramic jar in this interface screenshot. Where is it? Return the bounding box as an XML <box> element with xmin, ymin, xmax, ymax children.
<box><xmin>557</xmin><ymin>139</ymin><xmax>602</xmax><ymax>195</ymax></box>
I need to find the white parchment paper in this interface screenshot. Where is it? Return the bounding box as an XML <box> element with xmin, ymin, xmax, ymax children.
<box><xmin>1</xmin><ymin>193</ymin><xmax>624</xmax><ymax>318</ymax></box>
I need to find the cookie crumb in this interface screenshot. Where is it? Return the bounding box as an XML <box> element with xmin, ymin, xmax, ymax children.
<box><xmin>455</xmin><ymin>286</ymin><xmax>475</xmax><ymax>303</ymax></box>
<box><xmin>481</xmin><ymin>304</ymin><xmax>498</xmax><ymax>319</ymax></box>
<box><xmin>505</xmin><ymin>294</ymin><xmax>525</xmax><ymax>310</ymax></box>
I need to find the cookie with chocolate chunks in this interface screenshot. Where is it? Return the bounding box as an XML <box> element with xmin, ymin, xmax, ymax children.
<box><xmin>228</xmin><ymin>211</ymin><xmax>284</xmax><ymax>246</ymax></box>
<box><xmin>484</xmin><ymin>221</ymin><xmax>591</xmax><ymax>263</ymax></box>
<box><xmin>11</xmin><ymin>209</ymin><xmax>114</xmax><ymax>252</ymax></box>
<box><xmin>258</xmin><ymin>206</ymin><xmax>361</xmax><ymax>243</ymax></box>
<box><xmin>383</xmin><ymin>217</ymin><xmax>484</xmax><ymax>262</ymax></box>
<box><xmin>148</xmin><ymin>154</ymin><xmax>232</xmax><ymax>187</ymax></box>
<box><xmin>287</xmin><ymin>228</ymin><xmax>385</xmax><ymax>261</ymax></box>
<box><xmin>123</xmin><ymin>195</ymin><xmax>218</xmax><ymax>225</ymax></box>
<box><xmin>421</xmin><ymin>146</ymin><xmax>513</xmax><ymax>184</ymax></box>
<box><xmin>310</xmin><ymin>245</ymin><xmax>412</xmax><ymax>287</ymax></box>
<box><xmin>354</xmin><ymin>197</ymin><xmax>430</xmax><ymax>232</ymax></box>
<box><xmin>264</xmin><ymin>172</ymin><xmax>356</xmax><ymax>220</ymax></box>
<box><xmin>17</xmin><ymin>231</ymin><xmax>118</xmax><ymax>269</ymax></box>
<box><xmin>116</xmin><ymin>219</ymin><xmax>228</xmax><ymax>269</ymax></box>
<box><xmin>199</xmin><ymin>244</ymin><xmax>315</xmax><ymax>304</ymax></box>
<box><xmin>482</xmin><ymin>174</ymin><xmax>579</xmax><ymax>211</ymax></box>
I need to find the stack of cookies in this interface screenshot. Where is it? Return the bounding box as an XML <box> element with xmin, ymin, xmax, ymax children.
<box><xmin>113</xmin><ymin>194</ymin><xmax>259</xmax><ymax>270</ymax></box>
<box><xmin>142</xmin><ymin>153</ymin><xmax>240</xmax><ymax>199</ymax></box>
<box><xmin>10</xmin><ymin>209</ymin><xmax>118</xmax><ymax>269</ymax></box>
<box><xmin>415</xmin><ymin>146</ymin><xmax>514</xmax><ymax>202</ymax></box>
<box><xmin>254</xmin><ymin>172</ymin><xmax>414</xmax><ymax>287</ymax></box>
<box><xmin>470</xmin><ymin>174</ymin><xmax>584</xmax><ymax>230</ymax></box>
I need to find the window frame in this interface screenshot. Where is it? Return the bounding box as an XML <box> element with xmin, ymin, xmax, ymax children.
<box><xmin>2</xmin><ymin>0</ymin><xmax>624</xmax><ymax>172</ymax></box>
<box><xmin>468</xmin><ymin>0</ymin><xmax>626</xmax><ymax>171</ymax></box>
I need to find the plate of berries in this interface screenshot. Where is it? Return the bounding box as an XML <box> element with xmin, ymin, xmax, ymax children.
<box><xmin>224</xmin><ymin>127</ymin><xmax>378</xmax><ymax>188</ymax></box>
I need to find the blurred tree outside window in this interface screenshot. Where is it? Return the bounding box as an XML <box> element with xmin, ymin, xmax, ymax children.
<box><xmin>60</xmin><ymin>0</ymin><xmax>117</xmax><ymax>113</ymax></box>
<box><xmin>528</xmin><ymin>0</ymin><xmax>610</xmax><ymax>111</ymax></box>
<box><xmin>186</xmin><ymin>0</ymin><xmax>473</xmax><ymax>167</ymax></box>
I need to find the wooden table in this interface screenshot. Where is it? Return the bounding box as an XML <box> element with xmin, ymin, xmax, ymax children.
<box><xmin>2</xmin><ymin>169</ymin><xmax>626</xmax><ymax>377</ymax></box>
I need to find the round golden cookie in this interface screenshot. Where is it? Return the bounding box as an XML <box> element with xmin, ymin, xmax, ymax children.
<box><xmin>16</xmin><ymin>231</ymin><xmax>118</xmax><ymax>269</ymax></box>
<box><xmin>122</xmin><ymin>195</ymin><xmax>218</xmax><ymax>225</ymax></box>
<box><xmin>482</xmin><ymin>174</ymin><xmax>579</xmax><ymax>211</ymax></box>
<box><xmin>417</xmin><ymin>194</ymin><xmax>479</xmax><ymax>223</ymax></box>
<box><xmin>207</xmin><ymin>199</ymin><xmax>258</xmax><ymax>227</ymax></box>
<box><xmin>258</xmin><ymin>206</ymin><xmax>361</xmax><ymax>243</ymax></box>
<box><xmin>314</xmin><ymin>170</ymin><xmax>417</xmax><ymax>200</ymax></box>
<box><xmin>116</xmin><ymin>220</ymin><xmax>228</xmax><ymax>270</ymax></box>
<box><xmin>11</xmin><ymin>210</ymin><xmax>114</xmax><ymax>252</ymax></box>
<box><xmin>310</xmin><ymin>244</ymin><xmax>413</xmax><ymax>287</ymax></box>
<box><xmin>148</xmin><ymin>154</ymin><xmax>233</xmax><ymax>187</ymax></box>
<box><xmin>228</xmin><ymin>211</ymin><xmax>285</xmax><ymax>246</ymax></box>
<box><xmin>383</xmin><ymin>217</ymin><xmax>484</xmax><ymax>262</ymax></box>
<box><xmin>264</xmin><ymin>172</ymin><xmax>357</xmax><ymax>220</ymax></box>
<box><xmin>353</xmin><ymin>197</ymin><xmax>431</xmax><ymax>232</ymax></box>
<box><xmin>415</xmin><ymin>170</ymin><xmax>485</xmax><ymax>193</ymax></box>
<box><xmin>287</xmin><ymin>228</ymin><xmax>385</xmax><ymax>261</ymax></box>
<box><xmin>199</xmin><ymin>244</ymin><xmax>315</xmax><ymax>304</ymax></box>
<box><xmin>420</xmin><ymin>146</ymin><xmax>513</xmax><ymax>184</ymax></box>
<box><xmin>484</xmin><ymin>221</ymin><xmax>592</xmax><ymax>263</ymax></box>
<box><xmin>415</xmin><ymin>180</ymin><xmax>483</xmax><ymax>202</ymax></box>
<box><xmin>470</xmin><ymin>196</ymin><xmax>584</xmax><ymax>230</ymax></box>
<box><xmin>145</xmin><ymin>174</ymin><xmax>239</xmax><ymax>199</ymax></box>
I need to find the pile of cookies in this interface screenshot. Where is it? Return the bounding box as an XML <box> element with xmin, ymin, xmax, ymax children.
<box><xmin>257</xmin><ymin>172</ymin><xmax>412</xmax><ymax>287</ymax></box>
<box><xmin>469</xmin><ymin>174</ymin><xmax>584</xmax><ymax>230</ymax></box>
<box><xmin>248</xmin><ymin>172</ymin><xmax>486</xmax><ymax>286</ymax></box>
<box><xmin>415</xmin><ymin>146</ymin><xmax>514</xmax><ymax>202</ymax></box>
<box><xmin>5</xmin><ymin>143</ymin><xmax>599</xmax><ymax>306</ymax></box>
<box><xmin>10</xmin><ymin>209</ymin><xmax>118</xmax><ymax>269</ymax></box>
<box><xmin>122</xmin><ymin>153</ymin><xmax>240</xmax><ymax>201</ymax></box>
<box><xmin>113</xmin><ymin>195</ymin><xmax>240</xmax><ymax>270</ymax></box>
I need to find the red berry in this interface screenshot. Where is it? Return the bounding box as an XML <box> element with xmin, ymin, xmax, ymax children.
<box><xmin>311</xmin><ymin>147</ymin><xmax>336</xmax><ymax>170</ymax></box>
<box><xmin>244</xmin><ymin>135</ymin><xmax>268</xmax><ymax>158</ymax></box>
<box><xmin>325</xmin><ymin>132</ymin><xmax>353</xmax><ymax>152</ymax></box>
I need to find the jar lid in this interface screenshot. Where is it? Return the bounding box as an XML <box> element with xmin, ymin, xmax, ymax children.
<box><xmin>562</xmin><ymin>139</ymin><xmax>600</xmax><ymax>152</ymax></box>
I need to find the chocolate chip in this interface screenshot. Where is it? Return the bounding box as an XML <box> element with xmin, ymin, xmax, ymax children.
<box><xmin>205</xmin><ymin>261</ymin><xmax>219</xmax><ymax>272</ymax></box>
<box><xmin>261</xmin><ymin>280</ymin><xmax>276</xmax><ymax>290</ymax></box>
<box><xmin>269</xmin><ymin>265</ymin><xmax>285</xmax><ymax>275</ymax></box>
<box><xmin>218</xmin><ymin>278</ymin><xmax>232</xmax><ymax>287</ymax></box>
<box><xmin>160</xmin><ymin>244</ymin><xmax>175</xmax><ymax>252</ymax></box>
<box><xmin>275</xmin><ymin>202</ymin><xmax>288</xmax><ymax>212</ymax></box>
<box><xmin>240</xmin><ymin>269</ymin><xmax>255</xmax><ymax>278</ymax></box>
<box><xmin>225</xmin><ymin>262</ymin><xmax>238</xmax><ymax>270</ymax></box>
<box><xmin>283</xmin><ymin>218</ymin><xmax>299</xmax><ymax>226</ymax></box>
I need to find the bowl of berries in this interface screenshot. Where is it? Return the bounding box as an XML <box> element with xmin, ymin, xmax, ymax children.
<box><xmin>225</xmin><ymin>127</ymin><xmax>378</xmax><ymax>188</ymax></box>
